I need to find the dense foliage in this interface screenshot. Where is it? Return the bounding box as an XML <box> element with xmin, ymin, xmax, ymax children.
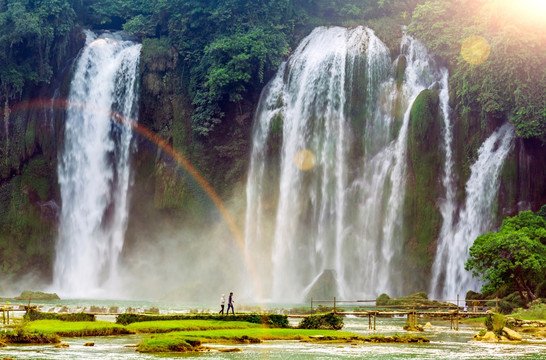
<box><xmin>465</xmin><ymin>209</ymin><xmax>546</xmax><ymax>306</ymax></box>
<box><xmin>298</xmin><ymin>312</ymin><xmax>344</xmax><ymax>330</ymax></box>
<box><xmin>408</xmin><ymin>0</ymin><xmax>546</xmax><ymax>142</ymax></box>
<box><xmin>0</xmin><ymin>0</ymin><xmax>414</xmax><ymax>135</ymax></box>
<box><xmin>0</xmin><ymin>0</ymin><xmax>75</xmax><ymax>100</ymax></box>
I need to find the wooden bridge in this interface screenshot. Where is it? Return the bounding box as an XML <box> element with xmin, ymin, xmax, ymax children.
<box><xmin>2</xmin><ymin>296</ymin><xmax>497</xmax><ymax>331</ymax></box>
<box><xmin>287</xmin><ymin>296</ymin><xmax>498</xmax><ymax>330</ymax></box>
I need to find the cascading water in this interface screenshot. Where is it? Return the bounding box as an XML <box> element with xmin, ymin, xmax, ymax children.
<box><xmin>245</xmin><ymin>26</ymin><xmax>451</xmax><ymax>301</ymax></box>
<box><xmin>54</xmin><ymin>31</ymin><xmax>141</xmax><ymax>297</ymax></box>
<box><xmin>431</xmin><ymin>123</ymin><xmax>515</xmax><ymax>299</ymax></box>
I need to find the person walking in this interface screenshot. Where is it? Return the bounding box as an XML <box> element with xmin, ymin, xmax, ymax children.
<box><xmin>472</xmin><ymin>300</ymin><xmax>479</xmax><ymax>313</ymax></box>
<box><xmin>219</xmin><ymin>294</ymin><xmax>225</xmax><ymax>315</ymax></box>
<box><xmin>226</xmin><ymin>292</ymin><xmax>235</xmax><ymax>315</ymax></box>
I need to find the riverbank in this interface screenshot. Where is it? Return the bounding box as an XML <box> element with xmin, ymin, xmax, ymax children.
<box><xmin>1</xmin><ymin>316</ymin><xmax>545</xmax><ymax>359</ymax></box>
<box><xmin>1</xmin><ymin>316</ymin><xmax>430</xmax><ymax>353</ymax></box>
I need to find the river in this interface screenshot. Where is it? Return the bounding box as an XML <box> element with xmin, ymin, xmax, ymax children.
<box><xmin>1</xmin><ymin>300</ymin><xmax>544</xmax><ymax>359</ymax></box>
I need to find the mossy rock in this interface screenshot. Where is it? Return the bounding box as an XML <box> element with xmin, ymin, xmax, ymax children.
<box><xmin>396</xmin><ymin>55</ymin><xmax>406</xmax><ymax>87</ymax></box>
<box><xmin>304</xmin><ymin>269</ymin><xmax>340</xmax><ymax>302</ymax></box>
<box><xmin>403</xmin><ymin>89</ymin><xmax>443</xmax><ymax>289</ymax></box>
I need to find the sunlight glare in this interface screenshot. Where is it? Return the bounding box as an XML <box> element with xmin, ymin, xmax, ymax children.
<box><xmin>494</xmin><ymin>0</ymin><xmax>546</xmax><ymax>28</ymax></box>
<box><xmin>461</xmin><ymin>35</ymin><xmax>491</xmax><ymax>65</ymax></box>
<box><xmin>294</xmin><ymin>149</ymin><xmax>316</xmax><ymax>171</ymax></box>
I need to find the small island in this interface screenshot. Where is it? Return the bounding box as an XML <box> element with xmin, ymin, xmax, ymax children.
<box><xmin>14</xmin><ymin>291</ymin><xmax>60</xmax><ymax>301</ymax></box>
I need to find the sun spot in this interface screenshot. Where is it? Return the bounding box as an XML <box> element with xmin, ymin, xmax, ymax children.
<box><xmin>461</xmin><ymin>36</ymin><xmax>491</xmax><ymax>65</ymax></box>
<box><xmin>294</xmin><ymin>149</ymin><xmax>316</xmax><ymax>171</ymax></box>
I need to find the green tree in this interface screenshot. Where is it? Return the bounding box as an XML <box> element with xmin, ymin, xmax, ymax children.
<box><xmin>465</xmin><ymin>210</ymin><xmax>546</xmax><ymax>306</ymax></box>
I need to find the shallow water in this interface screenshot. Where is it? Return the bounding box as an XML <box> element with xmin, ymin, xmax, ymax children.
<box><xmin>1</xmin><ymin>301</ymin><xmax>544</xmax><ymax>359</ymax></box>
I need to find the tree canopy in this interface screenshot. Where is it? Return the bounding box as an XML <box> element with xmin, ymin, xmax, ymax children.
<box><xmin>0</xmin><ymin>0</ymin><xmax>415</xmax><ymax>136</ymax></box>
<box><xmin>465</xmin><ymin>209</ymin><xmax>546</xmax><ymax>306</ymax></box>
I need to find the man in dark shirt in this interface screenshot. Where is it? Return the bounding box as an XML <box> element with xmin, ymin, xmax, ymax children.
<box><xmin>227</xmin><ymin>292</ymin><xmax>235</xmax><ymax>315</ymax></box>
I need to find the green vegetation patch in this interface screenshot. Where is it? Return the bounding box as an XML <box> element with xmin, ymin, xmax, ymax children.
<box><xmin>127</xmin><ymin>319</ymin><xmax>263</xmax><ymax>333</ymax></box>
<box><xmin>298</xmin><ymin>313</ymin><xmax>344</xmax><ymax>330</ymax></box>
<box><xmin>509</xmin><ymin>302</ymin><xmax>546</xmax><ymax>321</ymax></box>
<box><xmin>137</xmin><ymin>328</ymin><xmax>358</xmax><ymax>353</ymax></box>
<box><xmin>117</xmin><ymin>313</ymin><xmax>289</xmax><ymax>328</ymax></box>
<box><xmin>465</xmin><ymin>210</ymin><xmax>546</xmax><ymax>307</ymax></box>
<box><xmin>0</xmin><ymin>330</ymin><xmax>60</xmax><ymax>345</ymax></box>
<box><xmin>16</xmin><ymin>290</ymin><xmax>60</xmax><ymax>301</ymax></box>
<box><xmin>25</xmin><ymin>320</ymin><xmax>133</xmax><ymax>337</ymax></box>
<box><xmin>25</xmin><ymin>310</ymin><xmax>95</xmax><ymax>322</ymax></box>
<box><xmin>137</xmin><ymin>328</ymin><xmax>429</xmax><ymax>353</ymax></box>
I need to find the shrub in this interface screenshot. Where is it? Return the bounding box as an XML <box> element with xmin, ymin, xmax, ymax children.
<box><xmin>267</xmin><ymin>314</ymin><xmax>289</xmax><ymax>328</ymax></box>
<box><xmin>497</xmin><ymin>300</ymin><xmax>515</xmax><ymax>314</ymax></box>
<box><xmin>25</xmin><ymin>310</ymin><xmax>94</xmax><ymax>322</ymax></box>
<box><xmin>485</xmin><ymin>312</ymin><xmax>506</xmax><ymax>336</ymax></box>
<box><xmin>509</xmin><ymin>300</ymin><xmax>546</xmax><ymax>320</ymax></box>
<box><xmin>376</xmin><ymin>293</ymin><xmax>390</xmax><ymax>306</ymax></box>
<box><xmin>298</xmin><ymin>313</ymin><xmax>343</xmax><ymax>330</ymax></box>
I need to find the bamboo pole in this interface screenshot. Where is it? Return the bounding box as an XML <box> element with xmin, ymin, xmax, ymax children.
<box><xmin>455</xmin><ymin>294</ymin><xmax>459</xmax><ymax>331</ymax></box>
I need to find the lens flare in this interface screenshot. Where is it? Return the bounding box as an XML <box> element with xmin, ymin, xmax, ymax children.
<box><xmin>461</xmin><ymin>35</ymin><xmax>491</xmax><ymax>65</ymax></box>
<box><xmin>294</xmin><ymin>149</ymin><xmax>316</xmax><ymax>171</ymax></box>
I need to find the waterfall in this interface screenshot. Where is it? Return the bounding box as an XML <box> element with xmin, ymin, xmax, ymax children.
<box><xmin>431</xmin><ymin>123</ymin><xmax>515</xmax><ymax>299</ymax></box>
<box><xmin>54</xmin><ymin>31</ymin><xmax>141</xmax><ymax>297</ymax></box>
<box><xmin>245</xmin><ymin>27</ymin><xmax>449</xmax><ymax>301</ymax></box>
<box><xmin>429</xmin><ymin>68</ymin><xmax>457</xmax><ymax>298</ymax></box>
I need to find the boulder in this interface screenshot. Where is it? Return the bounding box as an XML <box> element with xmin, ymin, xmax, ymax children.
<box><xmin>481</xmin><ymin>331</ymin><xmax>499</xmax><ymax>342</ymax></box>
<box><xmin>304</xmin><ymin>270</ymin><xmax>340</xmax><ymax>301</ymax></box>
<box><xmin>502</xmin><ymin>327</ymin><xmax>522</xmax><ymax>341</ymax></box>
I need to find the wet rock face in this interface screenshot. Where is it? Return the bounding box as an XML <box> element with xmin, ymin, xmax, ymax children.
<box><xmin>303</xmin><ymin>269</ymin><xmax>340</xmax><ymax>302</ymax></box>
<box><xmin>473</xmin><ymin>328</ymin><xmax>524</xmax><ymax>342</ymax></box>
<box><xmin>502</xmin><ymin>327</ymin><xmax>522</xmax><ymax>341</ymax></box>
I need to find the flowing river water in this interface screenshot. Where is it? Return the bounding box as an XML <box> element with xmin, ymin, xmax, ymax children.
<box><xmin>1</xmin><ymin>301</ymin><xmax>544</xmax><ymax>359</ymax></box>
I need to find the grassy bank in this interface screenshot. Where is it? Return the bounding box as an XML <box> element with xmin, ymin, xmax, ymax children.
<box><xmin>25</xmin><ymin>320</ymin><xmax>133</xmax><ymax>337</ymax></box>
<box><xmin>116</xmin><ymin>313</ymin><xmax>289</xmax><ymax>327</ymax></box>
<box><xmin>137</xmin><ymin>328</ymin><xmax>429</xmax><ymax>353</ymax></box>
<box><xmin>0</xmin><ymin>331</ymin><xmax>60</xmax><ymax>345</ymax></box>
<box><xmin>126</xmin><ymin>319</ymin><xmax>263</xmax><ymax>333</ymax></box>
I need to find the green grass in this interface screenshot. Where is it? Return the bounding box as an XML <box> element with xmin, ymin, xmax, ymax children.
<box><xmin>462</xmin><ymin>316</ymin><xmax>487</xmax><ymax>324</ymax></box>
<box><xmin>127</xmin><ymin>319</ymin><xmax>263</xmax><ymax>333</ymax></box>
<box><xmin>25</xmin><ymin>320</ymin><xmax>133</xmax><ymax>337</ymax></box>
<box><xmin>509</xmin><ymin>303</ymin><xmax>546</xmax><ymax>321</ymax></box>
<box><xmin>0</xmin><ymin>330</ymin><xmax>60</xmax><ymax>344</ymax></box>
<box><xmin>137</xmin><ymin>328</ymin><xmax>429</xmax><ymax>353</ymax></box>
<box><xmin>137</xmin><ymin>328</ymin><xmax>359</xmax><ymax>352</ymax></box>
